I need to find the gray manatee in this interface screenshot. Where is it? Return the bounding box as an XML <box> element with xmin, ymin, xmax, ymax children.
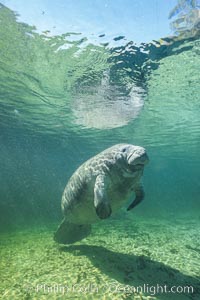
<box><xmin>54</xmin><ymin>144</ymin><xmax>149</xmax><ymax>244</ymax></box>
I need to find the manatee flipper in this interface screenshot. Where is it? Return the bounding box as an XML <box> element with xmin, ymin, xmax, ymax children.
<box><xmin>94</xmin><ymin>174</ymin><xmax>112</xmax><ymax>219</ymax></box>
<box><xmin>127</xmin><ymin>184</ymin><xmax>145</xmax><ymax>211</ymax></box>
<box><xmin>54</xmin><ymin>219</ymin><xmax>91</xmax><ymax>244</ymax></box>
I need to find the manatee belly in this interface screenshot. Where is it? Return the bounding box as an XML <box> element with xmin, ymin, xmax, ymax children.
<box><xmin>63</xmin><ymin>179</ymin><xmax>134</xmax><ymax>224</ymax></box>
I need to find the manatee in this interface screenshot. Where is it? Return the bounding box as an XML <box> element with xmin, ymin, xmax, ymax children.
<box><xmin>54</xmin><ymin>143</ymin><xmax>149</xmax><ymax>244</ymax></box>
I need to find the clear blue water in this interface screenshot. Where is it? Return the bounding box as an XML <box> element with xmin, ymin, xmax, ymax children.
<box><xmin>0</xmin><ymin>2</ymin><xmax>200</xmax><ymax>299</ymax></box>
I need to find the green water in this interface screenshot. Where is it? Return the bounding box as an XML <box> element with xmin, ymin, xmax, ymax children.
<box><xmin>0</xmin><ymin>3</ymin><xmax>200</xmax><ymax>300</ymax></box>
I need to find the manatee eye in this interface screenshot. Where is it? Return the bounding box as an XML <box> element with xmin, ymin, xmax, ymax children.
<box><xmin>122</xmin><ymin>147</ymin><xmax>127</xmax><ymax>152</ymax></box>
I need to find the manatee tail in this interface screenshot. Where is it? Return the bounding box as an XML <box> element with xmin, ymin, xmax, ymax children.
<box><xmin>54</xmin><ymin>219</ymin><xmax>91</xmax><ymax>244</ymax></box>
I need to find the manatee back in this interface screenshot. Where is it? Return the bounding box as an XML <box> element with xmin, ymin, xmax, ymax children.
<box><xmin>61</xmin><ymin>155</ymin><xmax>105</xmax><ymax>219</ymax></box>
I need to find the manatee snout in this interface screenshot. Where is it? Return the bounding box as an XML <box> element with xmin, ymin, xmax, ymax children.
<box><xmin>135</xmin><ymin>152</ymin><xmax>149</xmax><ymax>165</ymax></box>
<box><xmin>128</xmin><ymin>150</ymin><xmax>149</xmax><ymax>166</ymax></box>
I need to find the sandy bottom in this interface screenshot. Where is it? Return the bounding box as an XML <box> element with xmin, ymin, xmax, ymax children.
<box><xmin>0</xmin><ymin>214</ymin><xmax>199</xmax><ymax>300</ymax></box>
